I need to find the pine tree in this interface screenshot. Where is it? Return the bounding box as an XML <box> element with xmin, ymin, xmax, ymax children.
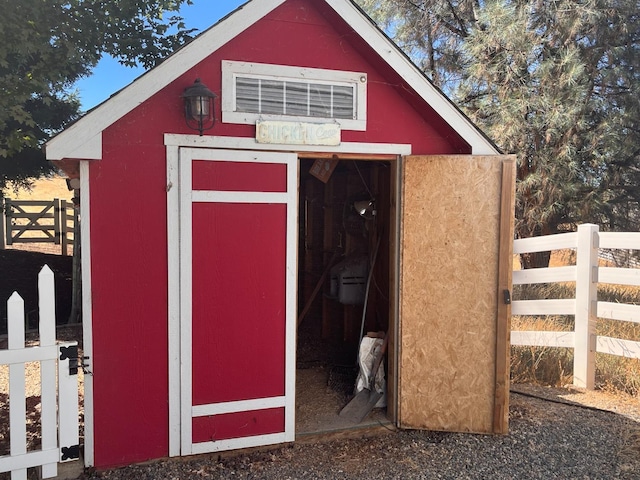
<box><xmin>359</xmin><ymin>0</ymin><xmax>640</xmax><ymax>267</ymax></box>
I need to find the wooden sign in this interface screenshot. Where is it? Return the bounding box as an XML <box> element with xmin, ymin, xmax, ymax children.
<box><xmin>256</xmin><ymin>121</ymin><xmax>340</xmax><ymax>146</ymax></box>
<box><xmin>309</xmin><ymin>158</ymin><xmax>339</xmax><ymax>183</ymax></box>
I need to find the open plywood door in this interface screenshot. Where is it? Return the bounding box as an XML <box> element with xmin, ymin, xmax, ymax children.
<box><xmin>398</xmin><ymin>155</ymin><xmax>515</xmax><ymax>434</ymax></box>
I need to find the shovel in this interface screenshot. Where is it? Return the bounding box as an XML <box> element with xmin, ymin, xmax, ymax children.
<box><xmin>339</xmin><ymin>332</ymin><xmax>388</xmax><ymax>423</ymax></box>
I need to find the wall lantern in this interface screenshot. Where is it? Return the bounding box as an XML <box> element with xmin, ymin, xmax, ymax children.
<box><xmin>182</xmin><ymin>78</ymin><xmax>217</xmax><ymax>136</ymax></box>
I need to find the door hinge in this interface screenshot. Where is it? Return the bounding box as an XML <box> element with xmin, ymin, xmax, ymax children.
<box><xmin>60</xmin><ymin>345</ymin><xmax>79</xmax><ymax>375</ymax></box>
<box><xmin>61</xmin><ymin>444</ymin><xmax>80</xmax><ymax>461</ymax></box>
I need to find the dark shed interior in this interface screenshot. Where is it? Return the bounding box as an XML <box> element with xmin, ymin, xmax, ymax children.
<box><xmin>295</xmin><ymin>158</ymin><xmax>394</xmax><ymax>435</ymax></box>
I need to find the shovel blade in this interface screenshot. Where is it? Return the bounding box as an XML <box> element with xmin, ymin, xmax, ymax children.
<box><xmin>339</xmin><ymin>389</ymin><xmax>383</xmax><ymax>424</ymax></box>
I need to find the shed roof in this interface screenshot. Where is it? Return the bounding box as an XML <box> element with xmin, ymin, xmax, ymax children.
<box><xmin>46</xmin><ymin>0</ymin><xmax>499</xmax><ymax>161</ymax></box>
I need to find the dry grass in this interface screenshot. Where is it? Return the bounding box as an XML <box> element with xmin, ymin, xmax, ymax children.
<box><xmin>511</xmin><ymin>281</ymin><xmax>640</xmax><ymax>396</ymax></box>
<box><xmin>511</xmin><ymin>315</ymin><xmax>575</xmax><ymax>386</ymax></box>
<box><xmin>3</xmin><ymin>175</ymin><xmax>72</xmax><ymax>202</ymax></box>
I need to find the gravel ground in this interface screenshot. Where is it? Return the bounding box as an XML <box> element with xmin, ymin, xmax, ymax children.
<box><xmin>1</xmin><ymin>323</ymin><xmax>639</xmax><ymax>479</ymax></box>
<box><xmin>82</xmin><ymin>389</ymin><xmax>640</xmax><ymax>480</ymax></box>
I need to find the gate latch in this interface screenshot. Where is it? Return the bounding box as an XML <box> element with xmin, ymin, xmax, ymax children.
<box><xmin>503</xmin><ymin>289</ymin><xmax>511</xmax><ymax>305</ymax></box>
<box><xmin>80</xmin><ymin>356</ymin><xmax>92</xmax><ymax>375</ymax></box>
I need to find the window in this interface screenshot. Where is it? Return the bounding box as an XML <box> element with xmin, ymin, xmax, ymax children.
<box><xmin>222</xmin><ymin>61</ymin><xmax>367</xmax><ymax>130</ymax></box>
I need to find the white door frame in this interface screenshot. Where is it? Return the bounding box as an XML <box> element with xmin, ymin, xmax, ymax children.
<box><xmin>165</xmin><ymin>135</ymin><xmax>412</xmax><ymax>457</ymax></box>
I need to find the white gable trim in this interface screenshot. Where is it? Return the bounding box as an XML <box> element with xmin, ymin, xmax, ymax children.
<box><xmin>46</xmin><ymin>0</ymin><xmax>287</xmax><ymax>161</ymax></box>
<box><xmin>46</xmin><ymin>132</ymin><xmax>103</xmax><ymax>162</ymax></box>
<box><xmin>46</xmin><ymin>0</ymin><xmax>497</xmax><ymax>161</ymax></box>
<box><xmin>323</xmin><ymin>0</ymin><xmax>498</xmax><ymax>155</ymax></box>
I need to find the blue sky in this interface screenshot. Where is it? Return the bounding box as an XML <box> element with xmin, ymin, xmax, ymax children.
<box><xmin>73</xmin><ymin>0</ymin><xmax>246</xmax><ymax>111</ymax></box>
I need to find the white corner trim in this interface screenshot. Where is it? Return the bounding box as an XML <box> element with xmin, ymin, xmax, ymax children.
<box><xmin>164</xmin><ymin>134</ymin><xmax>412</xmax><ymax>155</ymax></box>
<box><xmin>324</xmin><ymin>0</ymin><xmax>499</xmax><ymax>155</ymax></box>
<box><xmin>45</xmin><ymin>0</ymin><xmax>287</xmax><ymax>162</ymax></box>
<box><xmin>79</xmin><ymin>161</ymin><xmax>95</xmax><ymax>467</ymax></box>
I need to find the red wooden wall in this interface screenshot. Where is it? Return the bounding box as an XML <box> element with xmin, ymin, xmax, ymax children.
<box><xmin>88</xmin><ymin>0</ymin><xmax>471</xmax><ymax>468</ymax></box>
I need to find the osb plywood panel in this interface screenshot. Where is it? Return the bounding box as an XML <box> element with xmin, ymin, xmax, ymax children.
<box><xmin>399</xmin><ymin>155</ymin><xmax>505</xmax><ymax>434</ymax></box>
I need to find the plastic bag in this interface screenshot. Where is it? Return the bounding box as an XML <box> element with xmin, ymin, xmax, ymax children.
<box><xmin>354</xmin><ymin>336</ymin><xmax>387</xmax><ymax>408</ymax></box>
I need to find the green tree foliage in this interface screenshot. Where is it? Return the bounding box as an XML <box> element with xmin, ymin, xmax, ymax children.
<box><xmin>359</xmin><ymin>0</ymin><xmax>479</xmax><ymax>91</ymax></box>
<box><xmin>359</xmin><ymin>0</ymin><xmax>640</xmax><ymax>266</ymax></box>
<box><xmin>1</xmin><ymin>94</ymin><xmax>81</xmax><ymax>193</ymax></box>
<box><xmin>0</xmin><ymin>0</ymin><xmax>194</xmax><ymax>193</ymax></box>
<box><xmin>459</xmin><ymin>1</ymin><xmax>640</xmax><ymax>241</ymax></box>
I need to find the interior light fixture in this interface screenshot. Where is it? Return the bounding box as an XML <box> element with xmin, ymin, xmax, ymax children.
<box><xmin>353</xmin><ymin>199</ymin><xmax>376</xmax><ymax>219</ymax></box>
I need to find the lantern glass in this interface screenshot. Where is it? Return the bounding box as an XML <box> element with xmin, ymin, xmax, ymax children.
<box><xmin>190</xmin><ymin>96</ymin><xmax>210</xmax><ymax>117</ymax></box>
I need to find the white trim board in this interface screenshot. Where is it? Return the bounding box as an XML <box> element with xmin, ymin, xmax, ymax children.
<box><xmin>178</xmin><ymin>150</ymin><xmax>193</xmax><ymax>454</ymax></box>
<box><xmin>165</xmin><ymin>134</ymin><xmax>412</xmax><ymax>155</ymax></box>
<box><xmin>192</xmin><ymin>397</ymin><xmax>286</xmax><ymax>417</ymax></box>
<box><xmin>166</xmin><ymin>145</ymin><xmax>181</xmax><ymax>458</ymax></box>
<box><xmin>191</xmin><ymin>433</ymin><xmax>289</xmax><ymax>455</ymax></box>
<box><xmin>79</xmin><ymin>161</ymin><xmax>95</xmax><ymax>467</ymax></box>
<box><xmin>46</xmin><ymin>0</ymin><xmax>496</xmax><ymax>162</ymax></box>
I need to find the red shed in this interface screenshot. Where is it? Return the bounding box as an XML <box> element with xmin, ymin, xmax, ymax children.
<box><xmin>46</xmin><ymin>0</ymin><xmax>515</xmax><ymax>470</ymax></box>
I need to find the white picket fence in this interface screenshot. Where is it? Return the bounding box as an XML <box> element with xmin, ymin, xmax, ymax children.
<box><xmin>511</xmin><ymin>223</ymin><xmax>640</xmax><ymax>389</ymax></box>
<box><xmin>0</xmin><ymin>266</ymin><xmax>79</xmax><ymax>480</ymax></box>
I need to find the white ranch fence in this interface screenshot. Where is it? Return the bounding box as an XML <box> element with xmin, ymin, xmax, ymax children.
<box><xmin>511</xmin><ymin>223</ymin><xmax>640</xmax><ymax>389</ymax></box>
<box><xmin>0</xmin><ymin>266</ymin><xmax>79</xmax><ymax>480</ymax></box>
<box><xmin>1</xmin><ymin>198</ymin><xmax>76</xmax><ymax>256</ymax></box>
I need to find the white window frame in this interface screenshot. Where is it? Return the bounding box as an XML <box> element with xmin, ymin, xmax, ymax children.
<box><xmin>222</xmin><ymin>60</ymin><xmax>367</xmax><ymax>131</ymax></box>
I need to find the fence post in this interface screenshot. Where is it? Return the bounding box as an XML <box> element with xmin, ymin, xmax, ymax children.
<box><xmin>61</xmin><ymin>200</ymin><xmax>69</xmax><ymax>256</ymax></box>
<box><xmin>5</xmin><ymin>198</ymin><xmax>13</xmax><ymax>246</ymax></box>
<box><xmin>8</xmin><ymin>292</ymin><xmax>28</xmax><ymax>480</ymax></box>
<box><xmin>53</xmin><ymin>198</ymin><xmax>61</xmax><ymax>246</ymax></box>
<box><xmin>0</xmin><ymin>197</ymin><xmax>5</xmax><ymax>249</ymax></box>
<box><xmin>39</xmin><ymin>266</ymin><xmax>59</xmax><ymax>478</ymax></box>
<box><xmin>574</xmin><ymin>223</ymin><xmax>599</xmax><ymax>389</ymax></box>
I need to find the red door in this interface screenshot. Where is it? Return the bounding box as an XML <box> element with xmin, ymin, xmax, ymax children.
<box><xmin>178</xmin><ymin>148</ymin><xmax>297</xmax><ymax>454</ymax></box>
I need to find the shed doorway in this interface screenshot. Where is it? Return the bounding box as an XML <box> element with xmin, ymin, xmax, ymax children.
<box><xmin>295</xmin><ymin>157</ymin><xmax>395</xmax><ymax>436</ymax></box>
